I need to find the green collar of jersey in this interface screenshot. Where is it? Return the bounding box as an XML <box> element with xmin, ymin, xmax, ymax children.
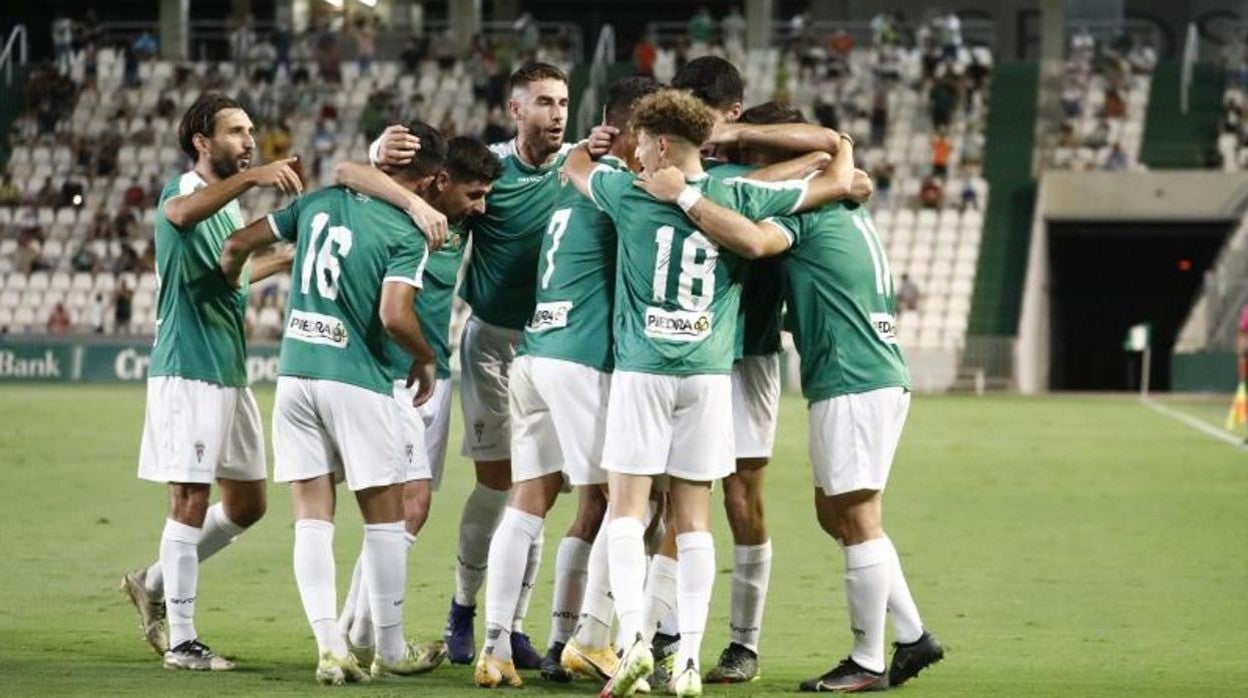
<box><xmin>500</xmin><ymin>139</ymin><xmax>574</xmax><ymax>173</ymax></box>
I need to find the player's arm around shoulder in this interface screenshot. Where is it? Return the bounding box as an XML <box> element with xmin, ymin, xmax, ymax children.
<box><xmin>332</xmin><ymin>160</ymin><xmax>447</xmax><ymax>249</ymax></box>
<box><xmin>220</xmin><ymin>216</ymin><xmax>285</xmax><ymax>287</ymax></box>
<box><xmin>796</xmin><ymin>134</ymin><xmax>855</xmax><ymax>212</ymax></box>
<box><xmin>164</xmin><ymin>157</ymin><xmax>301</xmax><ymax>229</ymax></box>
<box><xmin>635</xmin><ymin>167</ymin><xmax>791</xmax><ymax>260</ymax></box>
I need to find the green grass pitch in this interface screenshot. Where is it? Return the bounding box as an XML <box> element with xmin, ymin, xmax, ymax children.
<box><xmin>0</xmin><ymin>385</ymin><xmax>1244</xmax><ymax>695</ymax></box>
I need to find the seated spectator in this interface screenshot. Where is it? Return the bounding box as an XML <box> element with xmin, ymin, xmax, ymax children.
<box><xmin>47</xmin><ymin>303</ymin><xmax>73</xmax><ymax>335</ymax></box>
<box><xmin>960</xmin><ymin>178</ymin><xmax>979</xmax><ymax>211</ymax></box>
<box><xmin>1060</xmin><ymin>85</ymin><xmax>1083</xmax><ymax>118</ymax></box>
<box><xmin>896</xmin><ymin>274</ymin><xmax>921</xmax><ymax>313</ymax></box>
<box><xmin>920</xmin><ymin>176</ymin><xmax>944</xmax><ymax>209</ymax></box>
<box><xmin>0</xmin><ymin>174</ymin><xmax>19</xmax><ymax>206</ymax></box>
<box><xmin>70</xmin><ymin>241</ymin><xmax>99</xmax><ymax>272</ymax></box>
<box><xmin>132</xmin><ymin>115</ymin><xmax>156</xmax><ymax>145</ymax></box>
<box><xmin>1085</xmin><ymin>119</ymin><xmax>1110</xmax><ymax>149</ymax></box>
<box><xmin>31</xmin><ymin>178</ymin><xmax>57</xmax><ymax>207</ymax></box>
<box><xmin>869</xmin><ymin>89</ymin><xmax>888</xmax><ymax>146</ymax></box>
<box><xmin>113</xmin><ymin>208</ymin><xmax>138</xmax><ymax>240</ymax></box>
<box><xmin>114</xmin><ymin>242</ymin><xmax>139</xmax><ymax>274</ymax></box>
<box><xmin>58</xmin><ymin>178</ymin><xmax>85</xmax><ymax>208</ymax></box>
<box><xmin>931</xmin><ymin>130</ymin><xmax>951</xmax><ymax>177</ymax></box>
<box><xmin>138</xmin><ymin>244</ymin><xmax>156</xmax><ymax>273</ymax></box>
<box><xmin>124</xmin><ymin>177</ymin><xmax>146</xmax><ymax>207</ymax></box>
<box><xmin>114</xmin><ymin>282</ymin><xmax>134</xmax><ymax>334</ymax></box>
<box><xmin>14</xmin><ymin>234</ymin><xmax>46</xmax><ymax>274</ymax></box>
<box><xmin>1102</xmin><ymin>88</ymin><xmax>1126</xmax><ymax>119</ymax></box>
<box><xmin>635</xmin><ymin>33</ymin><xmax>657</xmax><ymax>77</ymax></box>
<box><xmin>1105</xmin><ymin>142</ymin><xmax>1128</xmax><ymax>170</ymax></box>
<box><xmin>88</xmin><ymin>208</ymin><xmax>112</xmax><ymax>239</ymax></box>
<box><xmin>872</xmin><ymin>162</ymin><xmax>894</xmax><ymax>208</ymax></box>
<box><xmin>259</xmin><ymin>120</ymin><xmax>292</xmax><ymax>163</ymax></box>
<box><xmin>147</xmin><ymin>175</ymin><xmax>163</xmax><ymax>206</ymax></box>
<box><xmin>352</xmin><ymin>16</ymin><xmax>377</xmax><ymax>74</ymax></box>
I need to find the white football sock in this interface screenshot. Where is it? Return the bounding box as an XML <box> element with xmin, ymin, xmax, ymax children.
<box><xmin>549</xmin><ymin>536</ymin><xmax>591</xmax><ymax>647</ymax></box>
<box><xmin>364</xmin><ymin>521</ymin><xmax>408</xmax><ymax>662</ymax></box>
<box><xmin>511</xmin><ymin>529</ymin><xmax>544</xmax><ymax>633</ymax></box>
<box><xmin>606</xmin><ymin>517</ymin><xmax>647</xmax><ymax>644</ymax></box>
<box><xmin>675</xmin><ymin>532</ymin><xmax>715</xmax><ymax>674</ymax></box>
<box><xmin>730</xmin><ymin>540</ymin><xmax>772</xmax><ymax>653</ymax></box>
<box><xmin>483</xmin><ymin>507</ymin><xmax>543</xmax><ymax>661</ymax></box>
<box><xmin>146</xmin><ymin>503</ymin><xmax>246</xmax><ymax>596</ymax></box>
<box><xmin>642</xmin><ymin>554</ymin><xmax>678</xmax><ymax>641</ymax></box>
<box><xmin>884</xmin><ymin>536</ymin><xmax>924</xmax><ymax>644</ymax></box>
<box><xmin>293</xmin><ymin>519</ymin><xmax>347</xmax><ymax>656</ymax></box>
<box><xmin>574</xmin><ymin>523</ymin><xmax>614</xmax><ymax>649</ymax></box>
<box><xmin>843</xmin><ymin>537</ymin><xmax>890</xmax><ymax>673</ymax></box>
<box><xmin>339</xmin><ymin>554</ymin><xmax>366</xmax><ymax>644</ymax></box>
<box><xmin>454</xmin><ymin>484</ymin><xmax>508</xmax><ymax>607</ymax></box>
<box><xmin>345</xmin><ymin>532</ymin><xmax>414</xmax><ymax>651</ymax></box>
<box><xmin>160</xmin><ymin>518</ymin><xmax>202</xmax><ymax>648</ymax></box>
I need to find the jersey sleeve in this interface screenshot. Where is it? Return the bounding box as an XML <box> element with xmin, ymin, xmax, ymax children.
<box><xmin>722</xmin><ymin>176</ymin><xmax>810</xmax><ymax>219</ymax></box>
<box><xmin>384</xmin><ymin>231</ymin><xmax>430</xmax><ymax>289</ymax></box>
<box><xmin>587</xmin><ymin>167</ymin><xmax>634</xmax><ymax>219</ymax></box>
<box><xmin>266</xmin><ymin>198</ymin><xmax>302</xmax><ymax>242</ymax></box>
<box><xmin>763</xmin><ymin>213</ymin><xmax>802</xmax><ymax>247</ymax></box>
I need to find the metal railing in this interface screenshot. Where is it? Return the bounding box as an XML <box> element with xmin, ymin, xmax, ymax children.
<box><xmin>574</xmin><ymin>24</ymin><xmax>615</xmax><ymax>141</ymax></box>
<box><xmin>1</xmin><ymin>24</ymin><xmax>28</xmax><ymax>86</ymax></box>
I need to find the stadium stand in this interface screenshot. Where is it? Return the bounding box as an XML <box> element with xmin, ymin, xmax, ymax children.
<box><xmin>0</xmin><ymin>12</ymin><xmax>992</xmax><ymax>357</ymax></box>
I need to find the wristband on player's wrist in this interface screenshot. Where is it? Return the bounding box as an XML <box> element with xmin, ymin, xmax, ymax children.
<box><xmin>676</xmin><ymin>186</ymin><xmax>703</xmax><ymax>212</ymax></box>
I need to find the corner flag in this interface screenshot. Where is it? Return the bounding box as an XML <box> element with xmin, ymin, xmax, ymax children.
<box><xmin>1123</xmin><ymin>323</ymin><xmax>1150</xmax><ymax>351</ymax></box>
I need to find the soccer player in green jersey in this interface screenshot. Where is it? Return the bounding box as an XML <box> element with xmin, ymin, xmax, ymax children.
<box><xmin>638</xmin><ymin>121</ymin><xmax>944</xmax><ymax>693</ymax></box>
<box><xmin>561</xmin><ymin>88</ymin><xmax>855</xmax><ymax>698</ymax></box>
<box><xmin>371</xmin><ymin>62</ymin><xmax>573</xmax><ymax>667</ymax></box>
<box><xmin>123</xmin><ymin>92</ymin><xmax>302</xmax><ymax>671</ymax></box>
<box><xmin>465</xmin><ymin>76</ymin><xmax>662</xmax><ymax>689</ymax></box>
<box><xmin>664</xmin><ymin>56</ymin><xmax>853</xmax><ymax>685</ymax></box>
<box><xmin>218</xmin><ymin>119</ymin><xmax>452</xmax><ymax>685</ymax></box>
<box><xmin>326</xmin><ymin>134</ymin><xmax>502</xmax><ymax>663</ymax></box>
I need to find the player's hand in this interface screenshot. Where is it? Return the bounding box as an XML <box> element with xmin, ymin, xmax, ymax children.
<box><xmin>406</xmin><ymin>359</ymin><xmax>437</xmax><ymax>407</ymax></box>
<box><xmin>379</xmin><ymin>124</ymin><xmax>421</xmax><ymax>168</ymax></box>
<box><xmin>586</xmin><ymin>124</ymin><xmax>618</xmax><ymax>158</ymax></box>
<box><xmin>249</xmin><ymin>157</ymin><xmax>303</xmax><ymax>195</ymax></box>
<box><xmin>705</xmin><ymin>120</ymin><xmax>743</xmax><ymax>146</ymax></box>
<box><xmin>633</xmin><ymin>166</ymin><xmax>687</xmax><ymax>203</ymax></box>
<box><xmin>406</xmin><ymin>196</ymin><xmax>447</xmax><ymax>251</ymax></box>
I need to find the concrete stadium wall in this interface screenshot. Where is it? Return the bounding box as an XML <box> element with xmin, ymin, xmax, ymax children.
<box><xmin>1016</xmin><ymin>170</ymin><xmax>1248</xmax><ymax>394</ymax></box>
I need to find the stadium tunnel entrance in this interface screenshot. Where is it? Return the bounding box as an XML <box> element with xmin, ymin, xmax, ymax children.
<box><xmin>1047</xmin><ymin>221</ymin><xmax>1231</xmax><ymax>391</ymax></box>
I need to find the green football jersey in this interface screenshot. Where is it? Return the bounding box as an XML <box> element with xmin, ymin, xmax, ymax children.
<box><xmin>768</xmin><ymin>202</ymin><xmax>910</xmax><ymax>402</ymax></box>
<box><xmin>386</xmin><ymin>225</ymin><xmax>465</xmax><ymax>381</ymax></box>
<box><xmin>518</xmin><ymin>155</ymin><xmax>626</xmax><ymax>372</ymax></box>
<box><xmin>705</xmin><ymin>160</ymin><xmax>785</xmax><ymax>358</ymax></box>
<box><xmin>459</xmin><ymin>140</ymin><xmax>574</xmax><ymax>330</ymax></box>
<box><xmin>147</xmin><ymin>171</ymin><xmax>251</xmax><ymax>387</ymax></box>
<box><xmin>269</xmin><ymin>186</ymin><xmax>429</xmax><ymax>396</ymax></box>
<box><xmin>589</xmin><ymin>167</ymin><xmax>807</xmax><ymax>375</ymax></box>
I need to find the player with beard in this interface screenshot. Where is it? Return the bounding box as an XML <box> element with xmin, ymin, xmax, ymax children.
<box><xmin>122</xmin><ymin>92</ymin><xmax>301</xmax><ymax>671</ymax></box>
<box><xmin>370</xmin><ymin>62</ymin><xmax>583</xmax><ymax>669</ymax></box>
<box><xmin>324</xmin><ymin>133</ymin><xmax>503</xmax><ymax>663</ymax></box>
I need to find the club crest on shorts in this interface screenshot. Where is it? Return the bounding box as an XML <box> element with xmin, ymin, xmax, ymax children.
<box><xmin>473</xmin><ymin>419</ymin><xmax>485</xmax><ymax>443</ymax></box>
<box><xmin>194</xmin><ymin>440</ymin><xmax>205</xmax><ymax>463</ymax></box>
<box><xmin>405</xmin><ymin>442</ymin><xmax>414</xmax><ymax>462</ymax></box>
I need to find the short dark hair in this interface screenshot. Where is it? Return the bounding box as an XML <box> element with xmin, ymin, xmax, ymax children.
<box><xmin>671</xmin><ymin>56</ymin><xmax>744</xmax><ymax>112</ymax></box>
<box><xmin>631</xmin><ymin>89</ymin><xmax>716</xmax><ymax>148</ymax></box>
<box><xmin>444</xmin><ymin>137</ymin><xmax>502</xmax><ymax>183</ymax></box>
<box><xmin>506</xmin><ymin>62</ymin><xmax>568</xmax><ymax>95</ymax></box>
<box><xmin>739</xmin><ymin>101</ymin><xmax>808</xmax><ymax>125</ymax></box>
<box><xmin>178</xmin><ymin>92</ymin><xmax>245</xmax><ymax>160</ymax></box>
<box><xmin>391</xmin><ymin>120</ymin><xmax>446</xmax><ymax>179</ymax></box>
<box><xmin>604</xmin><ymin>76</ymin><xmax>662</xmax><ymax>130</ymax></box>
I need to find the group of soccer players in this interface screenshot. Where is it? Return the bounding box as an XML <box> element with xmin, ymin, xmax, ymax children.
<box><xmin>119</xmin><ymin>54</ymin><xmax>944</xmax><ymax>695</ymax></box>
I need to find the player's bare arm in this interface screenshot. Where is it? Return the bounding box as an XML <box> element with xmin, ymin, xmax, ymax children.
<box><xmin>709</xmin><ymin>120</ymin><xmax>843</xmax><ymax>155</ymax></box>
<box><xmin>635</xmin><ymin>166</ymin><xmax>790</xmax><ymax>260</ymax></box>
<box><xmin>379</xmin><ymin>282</ymin><xmax>437</xmax><ymax>407</ymax></box>
<box><xmin>219</xmin><ymin>218</ymin><xmax>279</xmax><ymax>287</ymax></box>
<box><xmin>795</xmin><ymin>135</ymin><xmax>854</xmax><ymax>212</ymax></box>
<box><xmin>849</xmin><ymin>168</ymin><xmax>875</xmax><ymax>203</ymax></box>
<box><xmin>560</xmin><ymin>143</ymin><xmax>597</xmax><ymax>198</ymax></box>
<box><xmin>333</xmin><ymin>160</ymin><xmax>447</xmax><ymax>249</ymax></box>
<box><xmin>165</xmin><ymin>157</ymin><xmax>302</xmax><ymax>229</ymax></box>
<box><xmin>247</xmin><ymin>244</ymin><xmax>295</xmax><ymax>283</ymax></box>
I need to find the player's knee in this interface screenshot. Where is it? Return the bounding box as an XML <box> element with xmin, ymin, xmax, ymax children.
<box><xmin>228</xmin><ymin>497</ymin><xmax>266</xmax><ymax>528</ymax></box>
<box><xmin>403</xmin><ymin>494</ymin><xmax>431</xmax><ymax>536</ymax></box>
<box><xmin>168</xmin><ymin>484</ymin><xmax>211</xmax><ymax>525</ymax></box>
